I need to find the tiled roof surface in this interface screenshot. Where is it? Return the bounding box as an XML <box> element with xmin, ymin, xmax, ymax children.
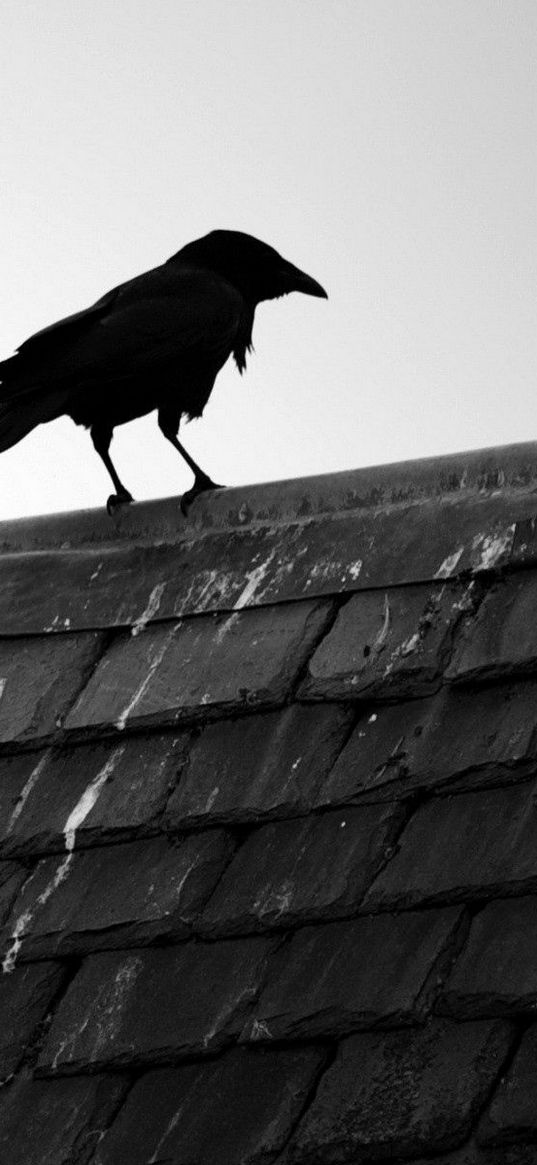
<box><xmin>2</xmin><ymin>443</ymin><xmax>537</xmax><ymax>1162</ymax></box>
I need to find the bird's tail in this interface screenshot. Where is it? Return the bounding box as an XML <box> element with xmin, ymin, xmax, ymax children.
<box><xmin>0</xmin><ymin>402</ymin><xmax>45</xmax><ymax>453</ymax></box>
<box><xmin>0</xmin><ymin>388</ymin><xmax>70</xmax><ymax>453</ymax></box>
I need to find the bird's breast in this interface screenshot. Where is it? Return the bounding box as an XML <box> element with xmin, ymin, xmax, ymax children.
<box><xmin>232</xmin><ymin>305</ymin><xmax>255</xmax><ymax>373</ymax></box>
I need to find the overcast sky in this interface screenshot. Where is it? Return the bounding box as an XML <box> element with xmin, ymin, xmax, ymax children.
<box><xmin>1</xmin><ymin>0</ymin><xmax>536</xmax><ymax>517</ymax></box>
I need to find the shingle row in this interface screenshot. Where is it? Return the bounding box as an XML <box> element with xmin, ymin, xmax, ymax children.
<box><xmin>30</xmin><ymin>907</ymin><xmax>463</xmax><ymax>1076</ymax></box>
<box><xmin>2</xmin><ymin>675</ymin><xmax>537</xmax><ymax>864</ymax></box>
<box><xmin>23</xmin><ymin>889</ymin><xmax>537</xmax><ymax>1081</ymax></box>
<box><xmin>2</xmin><ymin>1030</ymin><xmax>535</xmax><ymax>1164</ymax></box>
<box><xmin>6</xmin><ymin>572</ymin><xmax>537</xmax><ymax>751</ymax></box>
<box><xmin>4</xmin><ymin>778</ymin><xmax>537</xmax><ymax>964</ymax></box>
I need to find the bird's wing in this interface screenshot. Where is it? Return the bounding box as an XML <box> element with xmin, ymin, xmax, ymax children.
<box><xmin>0</xmin><ymin>265</ymin><xmax>244</xmax><ymax>398</ymax></box>
<box><xmin>16</xmin><ymin>285</ymin><xmax>123</xmax><ymax>357</ymax></box>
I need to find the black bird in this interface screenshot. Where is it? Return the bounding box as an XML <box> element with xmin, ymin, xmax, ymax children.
<box><xmin>0</xmin><ymin>230</ymin><xmax>327</xmax><ymax>513</ymax></box>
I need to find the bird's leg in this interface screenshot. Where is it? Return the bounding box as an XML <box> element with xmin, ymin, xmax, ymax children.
<box><xmin>91</xmin><ymin>424</ymin><xmax>134</xmax><ymax>515</ymax></box>
<box><xmin>158</xmin><ymin>409</ymin><xmax>222</xmax><ymax>515</ymax></box>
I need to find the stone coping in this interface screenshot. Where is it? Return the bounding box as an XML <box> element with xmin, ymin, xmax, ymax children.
<box><xmin>0</xmin><ymin>440</ymin><xmax>536</xmax><ymax>552</ymax></box>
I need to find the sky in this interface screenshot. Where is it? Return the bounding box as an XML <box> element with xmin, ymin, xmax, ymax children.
<box><xmin>1</xmin><ymin>0</ymin><xmax>536</xmax><ymax>517</ymax></box>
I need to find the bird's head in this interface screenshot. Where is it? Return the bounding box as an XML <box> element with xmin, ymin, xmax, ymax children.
<box><xmin>174</xmin><ymin>230</ymin><xmax>328</xmax><ymax>305</ymax></box>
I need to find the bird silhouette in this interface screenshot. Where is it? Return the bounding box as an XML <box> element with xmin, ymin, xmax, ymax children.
<box><xmin>0</xmin><ymin>230</ymin><xmax>327</xmax><ymax>513</ymax></box>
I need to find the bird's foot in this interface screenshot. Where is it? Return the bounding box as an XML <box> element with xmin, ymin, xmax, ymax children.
<box><xmin>106</xmin><ymin>490</ymin><xmax>134</xmax><ymax>516</ymax></box>
<box><xmin>180</xmin><ymin>474</ymin><xmax>223</xmax><ymax>516</ymax></box>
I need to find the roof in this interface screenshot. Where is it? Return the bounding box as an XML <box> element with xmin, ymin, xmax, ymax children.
<box><xmin>1</xmin><ymin>441</ymin><xmax>537</xmax><ymax>1163</ymax></box>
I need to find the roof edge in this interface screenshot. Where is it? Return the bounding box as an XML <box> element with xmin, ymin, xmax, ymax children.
<box><xmin>2</xmin><ymin>440</ymin><xmax>537</xmax><ymax>552</ymax></box>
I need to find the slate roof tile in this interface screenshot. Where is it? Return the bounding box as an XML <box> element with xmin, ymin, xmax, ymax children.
<box><xmin>0</xmin><ymin>860</ymin><xmax>31</xmax><ymax>927</ymax></box>
<box><xmin>285</xmin><ymin>1018</ymin><xmax>515</xmax><ymax>1162</ymax></box>
<box><xmin>439</xmin><ymin>897</ymin><xmax>537</xmax><ymax>1019</ymax></box>
<box><xmin>166</xmin><ymin>704</ymin><xmax>354</xmax><ymax>827</ymax></box>
<box><xmin>199</xmin><ymin>803</ymin><xmax>403</xmax><ymax>936</ymax></box>
<box><xmin>478</xmin><ymin>1024</ymin><xmax>537</xmax><ymax>1146</ymax></box>
<box><xmin>1</xmin><ymin>831</ymin><xmax>232</xmax><ymax>962</ymax></box>
<box><xmin>65</xmin><ymin>599</ymin><xmax>334</xmax><ymax>734</ymax></box>
<box><xmin>4</xmin><ymin>448</ymin><xmax>537</xmax><ymax>1161</ymax></box>
<box><xmin>447</xmin><ymin>571</ymin><xmax>537</xmax><ymax>683</ymax></box>
<box><xmin>0</xmin><ymin>960</ymin><xmax>66</xmax><ymax>1078</ymax></box>
<box><xmin>0</xmin><ymin>1070</ymin><xmax>128</xmax><ymax>1165</ymax></box>
<box><xmin>315</xmin><ymin>680</ymin><xmax>537</xmax><ymax>806</ymax></box>
<box><xmin>300</xmin><ymin>582</ymin><xmax>466</xmax><ymax>702</ymax></box>
<box><xmin>0</xmin><ymin>751</ymin><xmax>55</xmax><ymax>843</ymax></box>
<box><xmin>92</xmin><ymin>1046</ymin><xmax>327</xmax><ymax>1165</ymax></box>
<box><xmin>363</xmin><ymin>780</ymin><xmax>537</xmax><ymax>911</ymax></box>
<box><xmin>39</xmin><ymin>937</ymin><xmax>280</xmax><ymax>1073</ymax></box>
<box><xmin>242</xmin><ymin>906</ymin><xmax>465</xmax><ymax>1042</ymax></box>
<box><xmin>0</xmin><ymin>632</ymin><xmax>105</xmax><ymax>747</ymax></box>
<box><xmin>413</xmin><ymin>1145</ymin><xmax>537</xmax><ymax>1164</ymax></box>
<box><xmin>0</xmin><ymin>732</ymin><xmax>191</xmax><ymax>857</ymax></box>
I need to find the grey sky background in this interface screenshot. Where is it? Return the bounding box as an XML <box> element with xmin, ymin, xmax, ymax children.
<box><xmin>1</xmin><ymin>0</ymin><xmax>536</xmax><ymax>517</ymax></box>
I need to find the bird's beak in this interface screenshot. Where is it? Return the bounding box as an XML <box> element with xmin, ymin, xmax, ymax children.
<box><xmin>281</xmin><ymin>261</ymin><xmax>328</xmax><ymax>299</ymax></box>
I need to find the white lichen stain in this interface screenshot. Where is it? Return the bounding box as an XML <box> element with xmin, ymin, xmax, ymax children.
<box><xmin>347</xmin><ymin>560</ymin><xmax>363</xmax><ymax>581</ymax></box>
<box><xmin>255</xmin><ymin>881</ymin><xmax>294</xmax><ymax>919</ymax></box>
<box><xmin>89</xmin><ymin>954</ymin><xmax>144</xmax><ymax>1062</ymax></box>
<box><xmin>7</xmin><ymin>752</ymin><xmax>50</xmax><ymax>834</ymax></box>
<box><xmin>115</xmin><ymin>624</ymin><xmax>179</xmax><ymax>731</ymax></box>
<box><xmin>2</xmin><ymin>855</ymin><xmax>72</xmax><ymax>975</ymax></box>
<box><xmin>215</xmin><ymin>548</ymin><xmax>290</xmax><ymax>640</ymax></box>
<box><xmin>249</xmin><ymin>1019</ymin><xmax>273</xmax><ymax>1041</ymax></box>
<box><xmin>372</xmin><ymin>595</ymin><xmax>391</xmax><ymax>651</ymax></box>
<box><xmin>202</xmin><ymin>986</ymin><xmax>255</xmax><ymax>1050</ymax></box>
<box><xmin>204</xmin><ymin>786</ymin><xmax>220</xmax><ymax>812</ymax></box>
<box><xmin>148</xmin><ymin>1107</ymin><xmax>185</xmax><ymax>1164</ymax></box>
<box><xmin>2</xmin><ymin>911</ymin><xmax>33</xmax><ymax>974</ymax></box>
<box><xmin>434</xmin><ymin>547</ymin><xmax>464</xmax><ymax>579</ymax></box>
<box><xmin>233</xmin><ymin>550</ymin><xmax>277</xmax><ymax>610</ymax></box>
<box><xmin>51</xmin><ymin>1012</ymin><xmax>93</xmax><ymax>1072</ymax></box>
<box><xmin>167</xmin><ymin>855</ymin><xmax>201</xmax><ymax>903</ymax></box>
<box><xmin>368</xmin><ymin>713</ymin><xmax>378</xmax><ymax>723</ymax></box>
<box><xmin>131</xmin><ymin>582</ymin><xmax>167</xmax><ymax>637</ymax></box>
<box><xmin>214</xmin><ymin>610</ymin><xmax>241</xmax><ymax>645</ymax></box>
<box><xmin>63</xmin><ymin>747</ymin><xmax>125</xmax><ymax>850</ymax></box>
<box><xmin>452</xmin><ymin>580</ymin><xmax>476</xmax><ymax>613</ymax></box>
<box><xmin>178</xmin><ymin>569</ymin><xmax>221</xmax><ymax>616</ymax></box>
<box><xmin>474</xmin><ymin>526</ymin><xmax>515</xmax><ymax>571</ymax></box>
<box><xmin>399</xmin><ymin>632</ymin><xmax>421</xmax><ymax>656</ymax></box>
<box><xmin>308</xmin><ymin>560</ymin><xmax>340</xmax><ymax>583</ymax></box>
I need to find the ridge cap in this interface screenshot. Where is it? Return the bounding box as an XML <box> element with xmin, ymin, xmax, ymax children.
<box><xmin>1</xmin><ymin>439</ymin><xmax>537</xmax><ymax>553</ymax></box>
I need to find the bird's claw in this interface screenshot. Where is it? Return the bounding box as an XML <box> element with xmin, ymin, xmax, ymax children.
<box><xmin>106</xmin><ymin>491</ymin><xmax>134</xmax><ymax>516</ymax></box>
<box><xmin>180</xmin><ymin>475</ymin><xmax>223</xmax><ymax>516</ymax></box>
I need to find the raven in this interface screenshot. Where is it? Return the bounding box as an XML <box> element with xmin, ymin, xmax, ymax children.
<box><xmin>0</xmin><ymin>230</ymin><xmax>327</xmax><ymax>513</ymax></box>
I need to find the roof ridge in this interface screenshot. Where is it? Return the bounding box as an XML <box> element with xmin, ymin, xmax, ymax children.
<box><xmin>2</xmin><ymin>439</ymin><xmax>537</xmax><ymax>553</ymax></box>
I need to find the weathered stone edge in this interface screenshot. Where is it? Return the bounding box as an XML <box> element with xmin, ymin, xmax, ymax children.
<box><xmin>2</xmin><ymin>440</ymin><xmax>537</xmax><ymax>552</ymax></box>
